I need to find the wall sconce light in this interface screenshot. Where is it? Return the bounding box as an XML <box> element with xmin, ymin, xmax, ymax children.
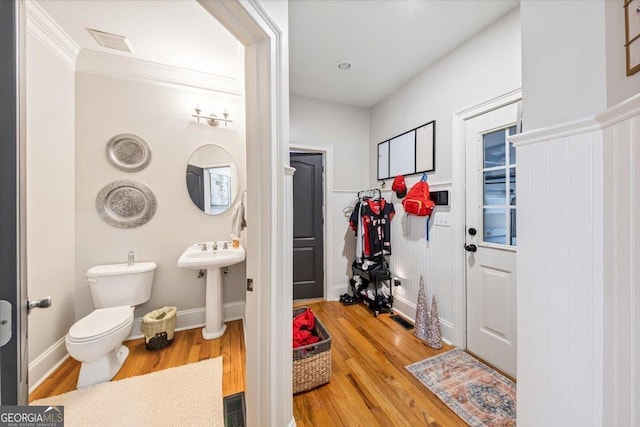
<box><xmin>192</xmin><ymin>107</ymin><xmax>233</xmax><ymax>127</ymax></box>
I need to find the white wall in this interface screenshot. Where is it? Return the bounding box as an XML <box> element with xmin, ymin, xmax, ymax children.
<box><xmin>25</xmin><ymin>31</ymin><xmax>75</xmax><ymax>368</ymax></box>
<box><xmin>367</xmin><ymin>9</ymin><xmax>521</xmax><ymax>344</ymax></box>
<box><xmin>290</xmin><ymin>94</ymin><xmax>370</xmax><ymax>298</ymax></box>
<box><xmin>512</xmin><ymin>93</ymin><xmax>640</xmax><ymax>427</ymax></box>
<box><xmin>370</xmin><ymin>8</ymin><xmax>521</xmax><ymax>185</ymax></box>
<box><xmin>601</xmin><ymin>98</ymin><xmax>639</xmax><ymax>427</ymax></box>
<box><xmin>520</xmin><ymin>1</ymin><xmax>607</xmax><ymax>130</ymax></box>
<box><xmin>606</xmin><ymin>0</ymin><xmax>640</xmax><ymax>107</ymax></box>
<box><xmin>74</xmin><ymin>73</ymin><xmax>246</xmax><ymax>322</ymax></box>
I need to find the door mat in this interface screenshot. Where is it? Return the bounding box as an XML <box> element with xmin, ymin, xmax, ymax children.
<box><xmin>406</xmin><ymin>348</ymin><xmax>516</xmax><ymax>427</ymax></box>
<box><xmin>224</xmin><ymin>391</ymin><xmax>246</xmax><ymax>427</ymax></box>
<box><xmin>390</xmin><ymin>314</ymin><xmax>414</xmax><ymax>329</ymax></box>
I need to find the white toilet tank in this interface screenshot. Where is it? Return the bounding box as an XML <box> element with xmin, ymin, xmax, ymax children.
<box><xmin>86</xmin><ymin>262</ymin><xmax>156</xmax><ymax>309</ymax></box>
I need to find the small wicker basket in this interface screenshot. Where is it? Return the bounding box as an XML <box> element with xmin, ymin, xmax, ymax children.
<box><xmin>141</xmin><ymin>306</ymin><xmax>177</xmax><ymax>351</ymax></box>
<box><xmin>293</xmin><ymin>307</ymin><xmax>331</xmax><ymax>393</ymax></box>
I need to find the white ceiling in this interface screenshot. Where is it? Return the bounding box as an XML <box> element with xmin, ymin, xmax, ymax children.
<box><xmin>35</xmin><ymin>0</ymin><xmax>243</xmax><ymax>80</ymax></box>
<box><xmin>36</xmin><ymin>0</ymin><xmax>519</xmax><ymax>108</ymax></box>
<box><xmin>289</xmin><ymin>0</ymin><xmax>519</xmax><ymax>107</ymax></box>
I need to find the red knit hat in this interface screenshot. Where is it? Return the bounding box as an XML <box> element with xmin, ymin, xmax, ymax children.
<box><xmin>392</xmin><ymin>175</ymin><xmax>407</xmax><ymax>198</ymax></box>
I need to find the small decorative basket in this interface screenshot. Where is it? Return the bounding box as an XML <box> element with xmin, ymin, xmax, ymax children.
<box><xmin>292</xmin><ymin>307</ymin><xmax>332</xmax><ymax>393</ymax></box>
<box><xmin>141</xmin><ymin>306</ymin><xmax>177</xmax><ymax>351</ymax></box>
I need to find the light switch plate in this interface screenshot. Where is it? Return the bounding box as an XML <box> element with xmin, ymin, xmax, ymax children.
<box><xmin>434</xmin><ymin>213</ymin><xmax>451</xmax><ymax>227</ymax></box>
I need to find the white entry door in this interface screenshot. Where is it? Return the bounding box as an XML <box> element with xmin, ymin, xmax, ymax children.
<box><xmin>465</xmin><ymin>102</ymin><xmax>518</xmax><ymax>377</ymax></box>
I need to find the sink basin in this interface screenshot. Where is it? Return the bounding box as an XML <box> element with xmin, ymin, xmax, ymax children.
<box><xmin>177</xmin><ymin>241</ymin><xmax>245</xmax><ymax>340</ymax></box>
<box><xmin>177</xmin><ymin>242</ymin><xmax>245</xmax><ymax>269</ymax></box>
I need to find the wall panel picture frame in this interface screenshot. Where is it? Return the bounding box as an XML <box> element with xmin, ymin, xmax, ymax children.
<box><xmin>377</xmin><ymin>120</ymin><xmax>435</xmax><ymax>180</ymax></box>
<box><xmin>625</xmin><ymin>0</ymin><xmax>640</xmax><ymax>76</ymax></box>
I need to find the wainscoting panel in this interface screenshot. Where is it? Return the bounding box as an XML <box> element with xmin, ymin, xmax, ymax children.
<box><xmin>603</xmin><ymin>114</ymin><xmax>639</xmax><ymax>427</ymax></box>
<box><xmin>512</xmin><ymin>93</ymin><xmax>639</xmax><ymax>427</ymax></box>
<box><xmin>335</xmin><ymin>186</ymin><xmax>457</xmax><ymax>343</ymax></box>
<box><xmin>384</xmin><ymin>185</ymin><xmax>456</xmax><ymax>343</ymax></box>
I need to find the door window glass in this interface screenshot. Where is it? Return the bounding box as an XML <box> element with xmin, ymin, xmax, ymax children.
<box><xmin>482</xmin><ymin>126</ymin><xmax>517</xmax><ymax>246</ymax></box>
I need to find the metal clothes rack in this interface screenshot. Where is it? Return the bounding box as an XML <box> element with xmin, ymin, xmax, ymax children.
<box><xmin>350</xmin><ymin>188</ymin><xmax>394</xmax><ymax>317</ymax></box>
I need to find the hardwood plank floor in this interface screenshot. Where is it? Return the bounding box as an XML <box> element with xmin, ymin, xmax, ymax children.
<box><xmin>293</xmin><ymin>301</ymin><xmax>467</xmax><ymax>427</ymax></box>
<box><xmin>31</xmin><ymin>302</ymin><xmax>468</xmax><ymax>426</ymax></box>
<box><xmin>29</xmin><ymin>319</ymin><xmax>245</xmax><ymax>401</ymax></box>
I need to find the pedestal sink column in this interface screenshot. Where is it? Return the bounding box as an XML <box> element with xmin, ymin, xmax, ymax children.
<box><xmin>177</xmin><ymin>242</ymin><xmax>245</xmax><ymax>341</ymax></box>
<box><xmin>202</xmin><ymin>268</ymin><xmax>226</xmax><ymax>340</ymax></box>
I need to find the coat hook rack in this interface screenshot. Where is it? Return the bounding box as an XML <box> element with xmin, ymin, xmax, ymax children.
<box><xmin>192</xmin><ymin>108</ymin><xmax>233</xmax><ymax>127</ymax></box>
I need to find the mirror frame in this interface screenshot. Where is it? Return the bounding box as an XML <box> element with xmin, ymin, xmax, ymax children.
<box><xmin>186</xmin><ymin>144</ymin><xmax>240</xmax><ymax>215</ymax></box>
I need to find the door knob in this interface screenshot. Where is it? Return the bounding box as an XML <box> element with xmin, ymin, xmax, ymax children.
<box><xmin>464</xmin><ymin>244</ymin><xmax>478</xmax><ymax>252</ymax></box>
<box><xmin>27</xmin><ymin>296</ymin><xmax>52</xmax><ymax>313</ymax></box>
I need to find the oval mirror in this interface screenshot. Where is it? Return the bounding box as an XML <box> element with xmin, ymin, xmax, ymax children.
<box><xmin>186</xmin><ymin>144</ymin><xmax>239</xmax><ymax>215</ymax></box>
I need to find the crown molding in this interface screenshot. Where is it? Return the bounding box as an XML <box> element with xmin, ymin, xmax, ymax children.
<box><xmin>76</xmin><ymin>49</ymin><xmax>243</xmax><ymax>96</ymax></box>
<box><xmin>26</xmin><ymin>0</ymin><xmax>80</xmax><ymax>69</ymax></box>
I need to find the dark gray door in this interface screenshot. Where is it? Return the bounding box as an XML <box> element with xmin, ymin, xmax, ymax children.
<box><xmin>291</xmin><ymin>153</ymin><xmax>324</xmax><ymax>300</ymax></box>
<box><xmin>0</xmin><ymin>0</ymin><xmax>28</xmax><ymax>405</ymax></box>
<box><xmin>186</xmin><ymin>164</ymin><xmax>205</xmax><ymax>210</ymax></box>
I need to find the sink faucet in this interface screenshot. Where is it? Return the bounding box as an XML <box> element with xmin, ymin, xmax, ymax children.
<box><xmin>212</xmin><ymin>241</ymin><xmax>218</xmax><ymax>250</ymax></box>
<box><xmin>223</xmin><ymin>241</ymin><xmax>228</xmax><ymax>249</ymax></box>
<box><xmin>200</xmin><ymin>243</ymin><xmax>207</xmax><ymax>251</ymax></box>
<box><xmin>128</xmin><ymin>250</ymin><xmax>134</xmax><ymax>266</ymax></box>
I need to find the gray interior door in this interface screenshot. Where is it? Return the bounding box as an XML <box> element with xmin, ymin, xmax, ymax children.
<box><xmin>186</xmin><ymin>164</ymin><xmax>205</xmax><ymax>211</ymax></box>
<box><xmin>0</xmin><ymin>0</ymin><xmax>28</xmax><ymax>405</ymax></box>
<box><xmin>291</xmin><ymin>153</ymin><xmax>324</xmax><ymax>300</ymax></box>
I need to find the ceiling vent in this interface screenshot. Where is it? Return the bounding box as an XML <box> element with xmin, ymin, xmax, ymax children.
<box><xmin>87</xmin><ymin>28</ymin><xmax>133</xmax><ymax>53</ymax></box>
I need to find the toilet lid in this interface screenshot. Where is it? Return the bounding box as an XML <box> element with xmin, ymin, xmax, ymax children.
<box><xmin>68</xmin><ymin>306</ymin><xmax>133</xmax><ymax>342</ymax></box>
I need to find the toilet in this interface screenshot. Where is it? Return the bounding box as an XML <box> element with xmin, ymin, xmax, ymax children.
<box><xmin>66</xmin><ymin>261</ymin><xmax>156</xmax><ymax>388</ymax></box>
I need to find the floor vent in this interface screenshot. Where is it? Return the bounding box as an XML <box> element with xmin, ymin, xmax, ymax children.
<box><xmin>390</xmin><ymin>314</ymin><xmax>414</xmax><ymax>330</ymax></box>
<box><xmin>224</xmin><ymin>392</ymin><xmax>246</xmax><ymax>427</ymax></box>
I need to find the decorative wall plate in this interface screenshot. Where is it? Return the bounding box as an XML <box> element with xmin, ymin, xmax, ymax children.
<box><xmin>106</xmin><ymin>133</ymin><xmax>151</xmax><ymax>171</ymax></box>
<box><xmin>96</xmin><ymin>180</ymin><xmax>157</xmax><ymax>228</ymax></box>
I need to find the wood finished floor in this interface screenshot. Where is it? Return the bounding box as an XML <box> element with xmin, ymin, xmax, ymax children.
<box><xmin>29</xmin><ymin>319</ymin><xmax>245</xmax><ymax>401</ymax></box>
<box><xmin>31</xmin><ymin>301</ymin><xmax>467</xmax><ymax>426</ymax></box>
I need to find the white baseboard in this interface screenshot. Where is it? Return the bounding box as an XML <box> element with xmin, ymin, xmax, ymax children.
<box><xmin>329</xmin><ymin>282</ymin><xmax>349</xmax><ymax>301</ymax></box>
<box><xmin>392</xmin><ymin>295</ymin><xmax>453</xmax><ymax>346</ymax></box>
<box><xmin>29</xmin><ymin>302</ymin><xmax>246</xmax><ymax>391</ymax></box>
<box><xmin>28</xmin><ymin>336</ymin><xmax>70</xmax><ymax>393</ymax></box>
<box><xmin>129</xmin><ymin>302</ymin><xmax>246</xmax><ymax>340</ymax></box>
<box><xmin>223</xmin><ymin>301</ymin><xmax>245</xmax><ymax>321</ymax></box>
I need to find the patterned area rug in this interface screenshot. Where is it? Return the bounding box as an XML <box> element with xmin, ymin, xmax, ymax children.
<box><xmin>406</xmin><ymin>349</ymin><xmax>516</xmax><ymax>427</ymax></box>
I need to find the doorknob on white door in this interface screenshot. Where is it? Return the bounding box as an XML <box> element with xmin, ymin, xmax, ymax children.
<box><xmin>27</xmin><ymin>296</ymin><xmax>52</xmax><ymax>313</ymax></box>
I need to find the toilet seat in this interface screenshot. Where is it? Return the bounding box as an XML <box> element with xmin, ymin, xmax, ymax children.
<box><xmin>68</xmin><ymin>306</ymin><xmax>133</xmax><ymax>343</ymax></box>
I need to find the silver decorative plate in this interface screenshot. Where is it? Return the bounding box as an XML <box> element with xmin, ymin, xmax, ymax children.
<box><xmin>106</xmin><ymin>133</ymin><xmax>151</xmax><ymax>172</ymax></box>
<box><xmin>96</xmin><ymin>180</ymin><xmax>157</xmax><ymax>228</ymax></box>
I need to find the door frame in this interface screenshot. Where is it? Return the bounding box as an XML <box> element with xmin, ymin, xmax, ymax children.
<box><xmin>0</xmin><ymin>0</ymin><xmax>28</xmax><ymax>405</ymax></box>
<box><xmin>290</xmin><ymin>142</ymin><xmax>335</xmax><ymax>301</ymax></box>
<box><xmin>197</xmin><ymin>2</ymin><xmax>291</xmax><ymax>426</ymax></box>
<box><xmin>451</xmin><ymin>88</ymin><xmax>521</xmax><ymax>350</ymax></box>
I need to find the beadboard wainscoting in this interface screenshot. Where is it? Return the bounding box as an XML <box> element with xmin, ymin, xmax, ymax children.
<box><xmin>511</xmin><ymin>93</ymin><xmax>639</xmax><ymax>427</ymax></box>
<box><xmin>336</xmin><ymin>185</ymin><xmax>456</xmax><ymax>344</ymax></box>
<box><xmin>383</xmin><ymin>185</ymin><xmax>456</xmax><ymax>344</ymax></box>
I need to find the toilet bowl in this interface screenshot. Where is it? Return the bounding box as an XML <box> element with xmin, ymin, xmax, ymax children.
<box><xmin>66</xmin><ymin>306</ymin><xmax>134</xmax><ymax>388</ymax></box>
<box><xmin>66</xmin><ymin>261</ymin><xmax>156</xmax><ymax>388</ymax></box>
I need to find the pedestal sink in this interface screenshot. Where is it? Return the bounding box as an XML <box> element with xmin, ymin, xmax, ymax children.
<box><xmin>177</xmin><ymin>241</ymin><xmax>245</xmax><ymax>340</ymax></box>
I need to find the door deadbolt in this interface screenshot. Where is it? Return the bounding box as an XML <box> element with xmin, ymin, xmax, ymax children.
<box><xmin>468</xmin><ymin>227</ymin><xmax>477</xmax><ymax>236</ymax></box>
